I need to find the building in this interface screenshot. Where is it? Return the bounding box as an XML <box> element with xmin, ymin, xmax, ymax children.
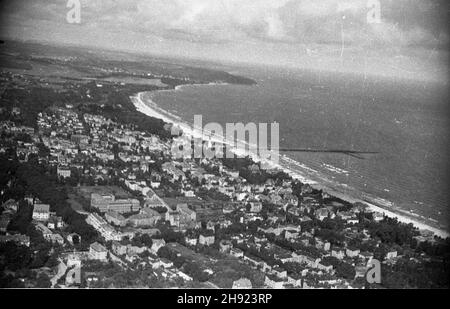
<box><xmin>128</xmin><ymin>213</ymin><xmax>158</xmax><ymax>227</ymax></box>
<box><xmin>229</xmin><ymin>247</ymin><xmax>244</xmax><ymax>258</ymax></box>
<box><xmin>176</xmin><ymin>203</ymin><xmax>197</xmax><ymax>222</ymax></box>
<box><xmin>232</xmin><ymin>278</ymin><xmax>252</xmax><ymax>289</ymax></box>
<box><xmin>91</xmin><ymin>193</ymin><xmax>140</xmax><ymax>213</ymax></box>
<box><xmin>373</xmin><ymin>212</ymin><xmax>385</xmax><ymax>222</ymax></box>
<box><xmin>166</xmin><ymin>211</ymin><xmax>180</xmax><ymax>227</ymax></box>
<box><xmin>47</xmin><ymin>216</ymin><xmax>64</xmax><ymax>230</ymax></box>
<box><xmin>331</xmin><ymin>248</ymin><xmax>345</xmax><ymax>260</ymax></box>
<box><xmin>346</xmin><ymin>247</ymin><xmax>361</xmax><ymax>258</ymax></box>
<box><xmin>89</xmin><ymin>242</ymin><xmax>108</xmax><ymax>261</ymax></box>
<box><xmin>219</xmin><ymin>240</ymin><xmax>233</xmax><ymax>253</ymax></box>
<box><xmin>386</xmin><ymin>251</ymin><xmax>398</xmax><ymax>260</ymax></box>
<box><xmin>32</xmin><ymin>204</ymin><xmax>50</xmax><ymax>221</ymax></box>
<box><xmin>287</xmin><ymin>273</ymin><xmax>303</xmax><ymax>287</ymax></box>
<box><xmin>144</xmin><ymin>189</ymin><xmax>168</xmax><ymax>209</ymax></box>
<box><xmin>71</xmin><ymin>134</ymin><xmax>89</xmax><ymax>145</ymax></box>
<box><xmin>105</xmin><ymin>211</ymin><xmax>127</xmax><ymax>227</ymax></box>
<box><xmin>139</xmin><ymin>207</ymin><xmax>162</xmax><ymax>225</ymax></box>
<box><xmin>67</xmin><ymin>254</ymin><xmax>82</xmax><ymax>268</ymax></box>
<box><xmin>185</xmin><ymin>235</ymin><xmax>198</xmax><ymax>246</ymax></box>
<box><xmin>151</xmin><ymin>239</ymin><xmax>166</xmax><ymax>254</ymax></box>
<box><xmin>35</xmin><ymin>222</ymin><xmax>53</xmax><ymax>238</ymax></box>
<box><xmin>199</xmin><ymin>232</ymin><xmax>215</xmax><ymax>246</ymax></box>
<box><xmin>359</xmin><ymin>251</ymin><xmax>374</xmax><ymax>262</ymax></box>
<box><xmin>0</xmin><ymin>217</ymin><xmax>11</xmax><ymax>233</ymax></box>
<box><xmin>49</xmin><ymin>234</ymin><xmax>64</xmax><ymax>245</ymax></box>
<box><xmin>265</xmin><ymin>275</ymin><xmax>286</xmax><ymax>289</ymax></box>
<box><xmin>86</xmin><ymin>213</ymin><xmax>124</xmax><ymax>241</ymax></box>
<box><xmin>57</xmin><ymin>166</ymin><xmax>71</xmax><ymax>178</ymax></box>
<box><xmin>161</xmin><ymin>162</ymin><xmax>186</xmax><ymax>182</ymax></box>
<box><xmin>0</xmin><ymin>234</ymin><xmax>30</xmax><ymax>247</ymax></box>
<box><xmin>315</xmin><ymin>208</ymin><xmax>330</xmax><ymax>221</ymax></box>
<box><xmin>248</xmin><ymin>201</ymin><xmax>263</xmax><ymax>213</ymax></box>
<box><xmin>112</xmin><ymin>241</ymin><xmax>127</xmax><ymax>256</ymax></box>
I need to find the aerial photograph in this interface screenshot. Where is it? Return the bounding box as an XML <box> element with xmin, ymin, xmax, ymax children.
<box><xmin>0</xmin><ymin>0</ymin><xmax>449</xmax><ymax>292</ymax></box>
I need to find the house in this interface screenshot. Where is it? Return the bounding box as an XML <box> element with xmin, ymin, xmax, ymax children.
<box><xmin>285</xmin><ymin>229</ymin><xmax>300</xmax><ymax>241</ymax></box>
<box><xmin>105</xmin><ymin>211</ymin><xmax>127</xmax><ymax>227</ymax></box>
<box><xmin>272</xmin><ymin>266</ymin><xmax>287</xmax><ymax>278</ymax></box>
<box><xmin>90</xmin><ymin>193</ymin><xmax>140</xmax><ymax>213</ymax></box>
<box><xmin>372</xmin><ymin>212</ymin><xmax>384</xmax><ymax>222</ymax></box>
<box><xmin>32</xmin><ymin>204</ymin><xmax>50</xmax><ymax>221</ymax></box>
<box><xmin>315</xmin><ymin>238</ymin><xmax>331</xmax><ymax>251</ymax></box>
<box><xmin>359</xmin><ymin>251</ymin><xmax>374</xmax><ymax>262</ymax></box>
<box><xmin>166</xmin><ymin>211</ymin><xmax>180</xmax><ymax>227</ymax></box>
<box><xmin>35</xmin><ymin>223</ymin><xmax>53</xmax><ymax>239</ymax></box>
<box><xmin>386</xmin><ymin>251</ymin><xmax>398</xmax><ymax>260</ymax></box>
<box><xmin>151</xmin><ymin>239</ymin><xmax>166</xmax><ymax>254</ymax></box>
<box><xmin>67</xmin><ymin>254</ymin><xmax>82</xmax><ymax>268</ymax></box>
<box><xmin>347</xmin><ymin>218</ymin><xmax>359</xmax><ymax>225</ymax></box>
<box><xmin>248</xmin><ymin>201</ymin><xmax>263</xmax><ymax>213</ymax></box>
<box><xmin>57</xmin><ymin>166</ymin><xmax>71</xmax><ymax>178</ymax></box>
<box><xmin>0</xmin><ymin>217</ymin><xmax>11</xmax><ymax>233</ymax></box>
<box><xmin>346</xmin><ymin>247</ymin><xmax>361</xmax><ymax>258</ymax></box>
<box><xmin>229</xmin><ymin>247</ymin><xmax>244</xmax><ymax>258</ymax></box>
<box><xmin>317</xmin><ymin>262</ymin><xmax>334</xmax><ymax>272</ymax></box>
<box><xmin>287</xmin><ymin>273</ymin><xmax>303</xmax><ymax>287</ymax></box>
<box><xmin>232</xmin><ymin>278</ymin><xmax>252</xmax><ymax>289</ymax></box>
<box><xmin>127</xmin><ymin>244</ymin><xmax>148</xmax><ymax>256</ymax></box>
<box><xmin>89</xmin><ymin>242</ymin><xmax>108</xmax><ymax>261</ymax></box>
<box><xmin>337</xmin><ymin>211</ymin><xmax>354</xmax><ymax>220</ymax></box>
<box><xmin>219</xmin><ymin>240</ymin><xmax>233</xmax><ymax>253</ymax></box>
<box><xmin>199</xmin><ymin>232</ymin><xmax>215</xmax><ymax>246</ymax></box>
<box><xmin>315</xmin><ymin>208</ymin><xmax>330</xmax><ymax>221</ymax></box>
<box><xmin>355</xmin><ymin>265</ymin><xmax>368</xmax><ymax>279</ymax></box>
<box><xmin>47</xmin><ymin>216</ymin><xmax>63</xmax><ymax>230</ymax></box>
<box><xmin>49</xmin><ymin>234</ymin><xmax>64</xmax><ymax>245</ymax></box>
<box><xmin>128</xmin><ymin>213</ymin><xmax>158</xmax><ymax>227</ymax></box>
<box><xmin>112</xmin><ymin>241</ymin><xmax>127</xmax><ymax>256</ymax></box>
<box><xmin>0</xmin><ymin>234</ymin><xmax>30</xmax><ymax>247</ymax></box>
<box><xmin>331</xmin><ymin>248</ymin><xmax>345</xmax><ymax>260</ymax></box>
<box><xmin>176</xmin><ymin>203</ymin><xmax>197</xmax><ymax>223</ymax></box>
<box><xmin>185</xmin><ymin>235</ymin><xmax>198</xmax><ymax>246</ymax></box>
<box><xmin>154</xmin><ymin>258</ymin><xmax>173</xmax><ymax>269</ymax></box>
<box><xmin>86</xmin><ymin>213</ymin><xmax>124</xmax><ymax>241</ymax></box>
<box><xmin>161</xmin><ymin>162</ymin><xmax>186</xmax><ymax>182</ymax></box>
<box><xmin>265</xmin><ymin>274</ymin><xmax>286</xmax><ymax>289</ymax></box>
<box><xmin>144</xmin><ymin>189</ymin><xmax>168</xmax><ymax>209</ymax></box>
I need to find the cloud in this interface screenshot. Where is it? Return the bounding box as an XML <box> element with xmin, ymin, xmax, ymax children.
<box><xmin>1</xmin><ymin>0</ymin><xmax>447</xmax><ymax>47</ymax></box>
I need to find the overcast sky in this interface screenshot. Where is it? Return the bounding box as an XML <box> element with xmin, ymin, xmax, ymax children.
<box><xmin>1</xmin><ymin>0</ymin><xmax>448</xmax><ymax>80</ymax></box>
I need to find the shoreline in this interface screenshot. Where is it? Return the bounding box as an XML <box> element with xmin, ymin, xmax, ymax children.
<box><xmin>130</xmin><ymin>88</ymin><xmax>450</xmax><ymax>239</ymax></box>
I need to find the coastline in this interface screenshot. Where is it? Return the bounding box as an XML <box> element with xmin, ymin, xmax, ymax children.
<box><xmin>130</xmin><ymin>88</ymin><xmax>450</xmax><ymax>239</ymax></box>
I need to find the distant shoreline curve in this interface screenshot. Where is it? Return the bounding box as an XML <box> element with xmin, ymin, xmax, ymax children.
<box><xmin>130</xmin><ymin>85</ymin><xmax>449</xmax><ymax>239</ymax></box>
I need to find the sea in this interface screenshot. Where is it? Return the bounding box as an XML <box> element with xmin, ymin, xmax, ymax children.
<box><xmin>140</xmin><ymin>66</ymin><xmax>449</xmax><ymax>232</ymax></box>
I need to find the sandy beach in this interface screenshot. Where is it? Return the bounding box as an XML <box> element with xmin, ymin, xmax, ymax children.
<box><xmin>131</xmin><ymin>90</ymin><xmax>450</xmax><ymax>239</ymax></box>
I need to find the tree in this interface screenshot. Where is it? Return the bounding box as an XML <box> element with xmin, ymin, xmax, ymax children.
<box><xmin>36</xmin><ymin>273</ymin><xmax>51</xmax><ymax>288</ymax></box>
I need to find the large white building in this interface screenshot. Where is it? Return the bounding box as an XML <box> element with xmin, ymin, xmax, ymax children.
<box><xmin>89</xmin><ymin>242</ymin><xmax>108</xmax><ymax>261</ymax></box>
<box><xmin>86</xmin><ymin>213</ymin><xmax>124</xmax><ymax>241</ymax></box>
<box><xmin>32</xmin><ymin>204</ymin><xmax>50</xmax><ymax>221</ymax></box>
<box><xmin>91</xmin><ymin>193</ymin><xmax>140</xmax><ymax>213</ymax></box>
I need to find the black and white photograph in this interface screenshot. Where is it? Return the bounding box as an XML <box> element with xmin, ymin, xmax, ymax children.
<box><xmin>0</xmin><ymin>0</ymin><xmax>449</xmax><ymax>292</ymax></box>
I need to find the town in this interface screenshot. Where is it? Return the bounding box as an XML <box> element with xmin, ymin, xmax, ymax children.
<box><xmin>0</xmin><ymin>42</ymin><xmax>449</xmax><ymax>289</ymax></box>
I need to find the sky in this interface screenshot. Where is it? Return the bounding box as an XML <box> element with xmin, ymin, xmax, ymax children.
<box><xmin>0</xmin><ymin>0</ymin><xmax>448</xmax><ymax>81</ymax></box>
